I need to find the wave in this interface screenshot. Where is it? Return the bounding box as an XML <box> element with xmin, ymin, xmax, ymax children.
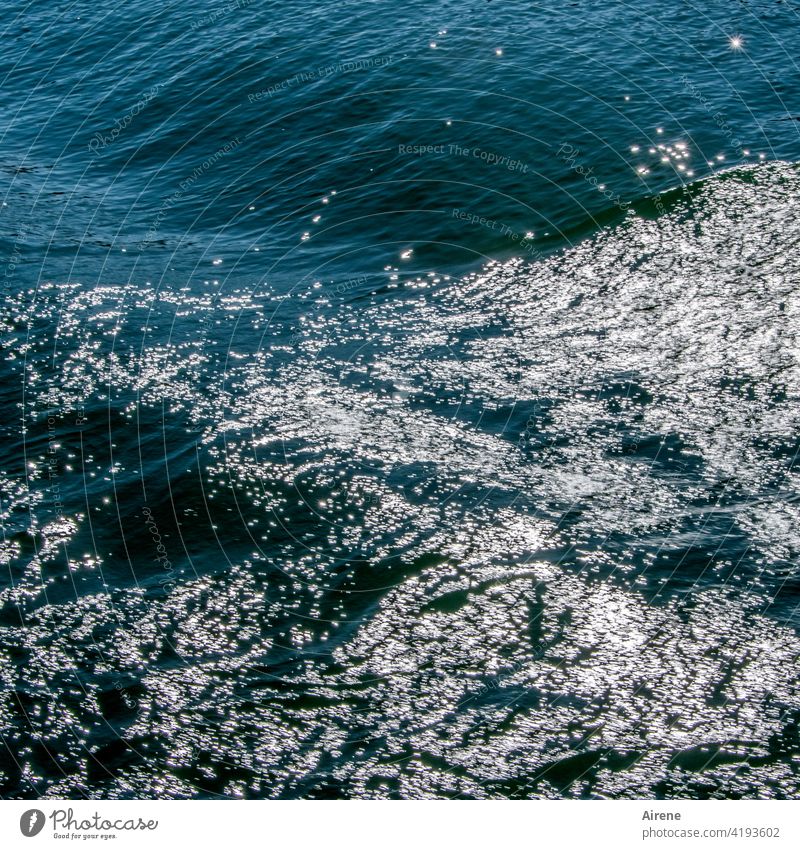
<box><xmin>1</xmin><ymin>162</ymin><xmax>799</xmax><ymax>798</ymax></box>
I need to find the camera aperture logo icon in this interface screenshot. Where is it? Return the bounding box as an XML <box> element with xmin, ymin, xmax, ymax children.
<box><xmin>20</xmin><ymin>810</ymin><xmax>46</xmax><ymax>837</ymax></box>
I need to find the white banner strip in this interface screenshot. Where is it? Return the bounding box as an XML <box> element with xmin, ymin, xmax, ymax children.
<box><xmin>2</xmin><ymin>800</ymin><xmax>798</xmax><ymax>849</ymax></box>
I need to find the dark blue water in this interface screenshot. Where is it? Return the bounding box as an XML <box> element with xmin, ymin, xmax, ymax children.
<box><xmin>1</xmin><ymin>0</ymin><xmax>800</xmax><ymax>799</ymax></box>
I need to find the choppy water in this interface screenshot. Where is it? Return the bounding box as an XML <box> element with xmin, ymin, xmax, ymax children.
<box><xmin>1</xmin><ymin>0</ymin><xmax>800</xmax><ymax>799</ymax></box>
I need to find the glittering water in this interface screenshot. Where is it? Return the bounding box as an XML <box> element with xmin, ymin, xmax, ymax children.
<box><xmin>1</xmin><ymin>0</ymin><xmax>800</xmax><ymax>799</ymax></box>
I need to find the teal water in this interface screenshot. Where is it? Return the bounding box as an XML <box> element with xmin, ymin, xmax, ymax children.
<box><xmin>1</xmin><ymin>0</ymin><xmax>800</xmax><ymax>799</ymax></box>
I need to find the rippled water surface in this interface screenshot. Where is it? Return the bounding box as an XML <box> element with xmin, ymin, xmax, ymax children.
<box><xmin>1</xmin><ymin>0</ymin><xmax>800</xmax><ymax>799</ymax></box>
